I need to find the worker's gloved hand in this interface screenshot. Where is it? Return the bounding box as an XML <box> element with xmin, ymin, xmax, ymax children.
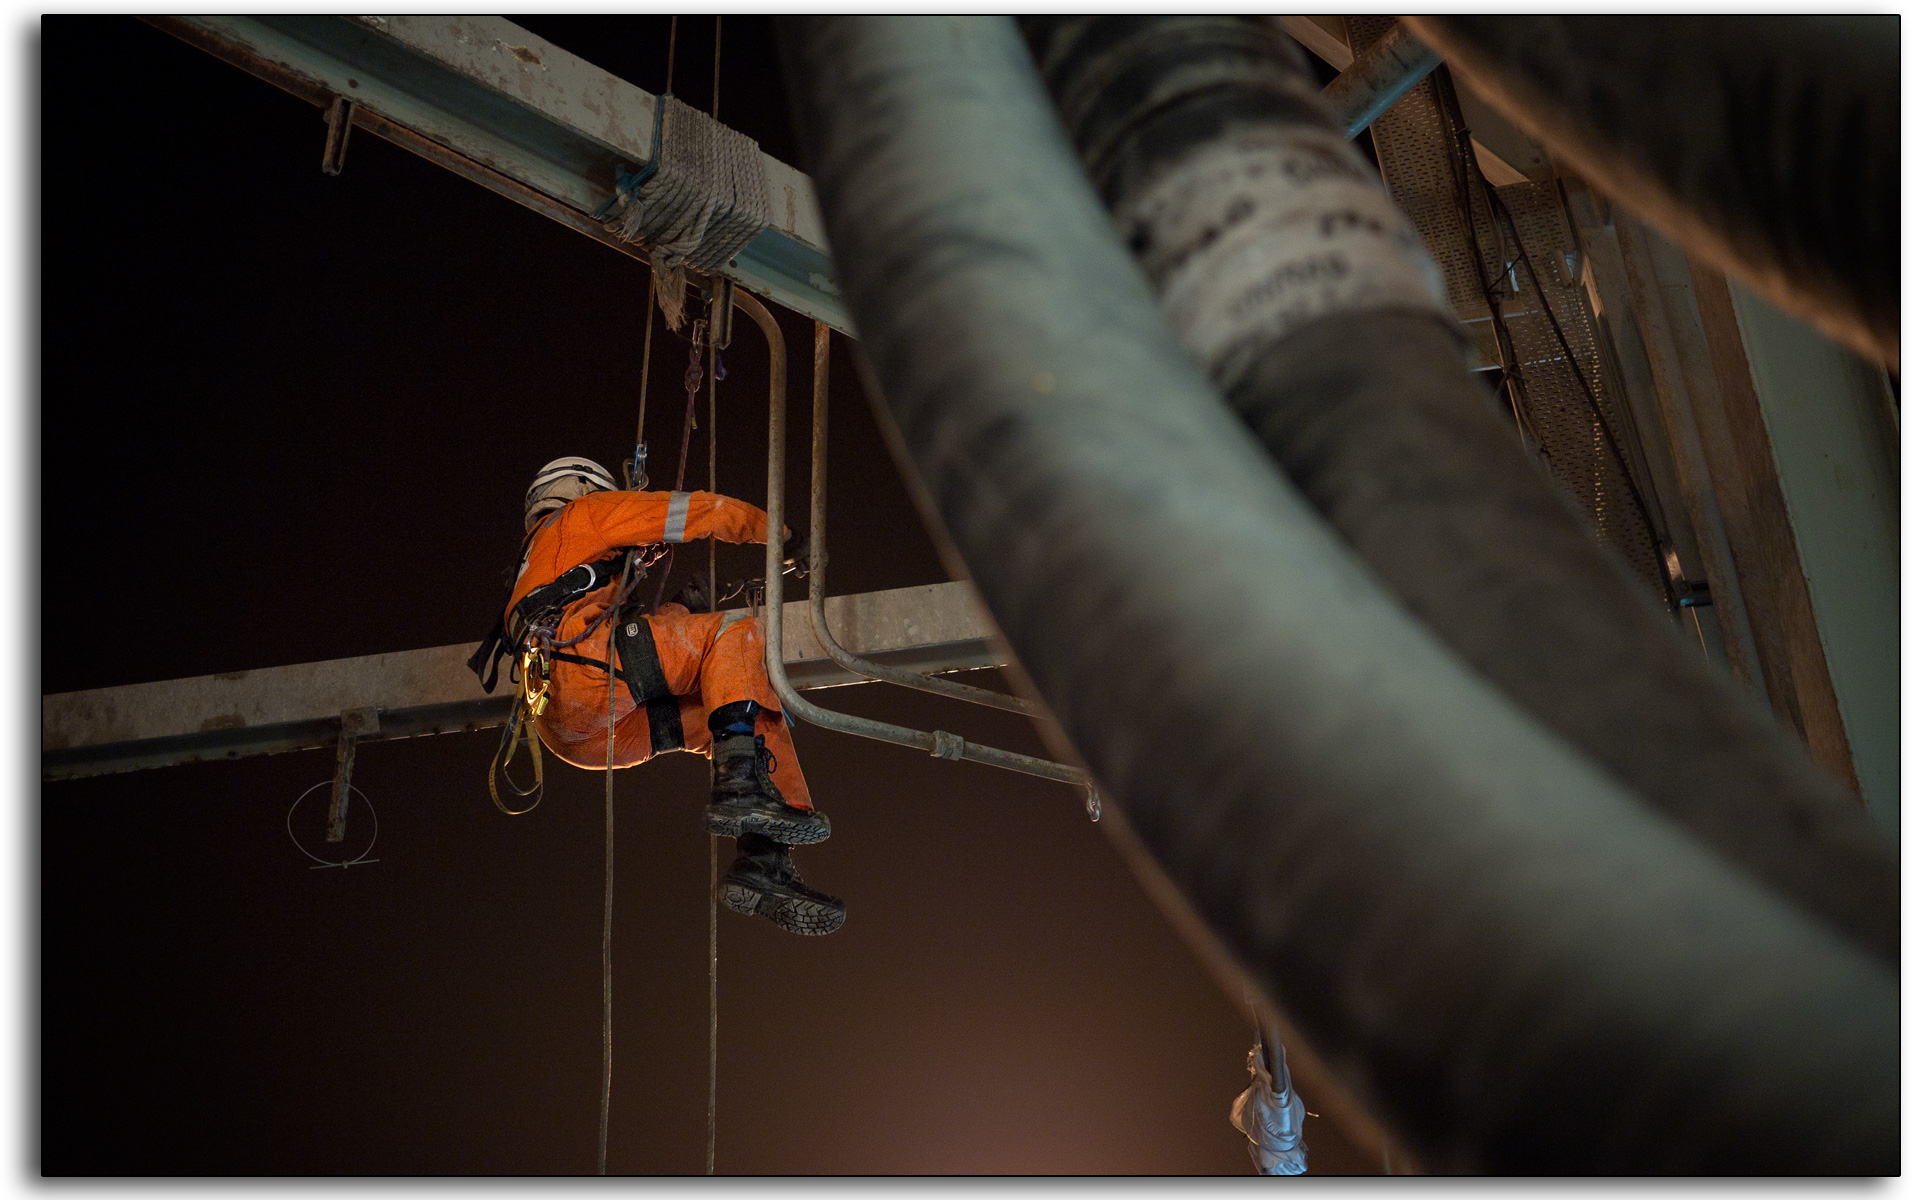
<box><xmin>671</xmin><ymin>575</ymin><xmax>713</xmax><ymax>614</ymax></box>
<box><xmin>781</xmin><ymin>530</ymin><xmax>810</xmax><ymax>577</ymax></box>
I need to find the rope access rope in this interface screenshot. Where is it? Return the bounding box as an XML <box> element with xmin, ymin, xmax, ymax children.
<box><xmin>665</xmin><ymin>15</ymin><xmax>678</xmax><ymax>97</ymax></box>
<box><xmin>706</xmin><ymin>26</ymin><xmax>724</xmax><ymax>1171</ymax></box>
<box><xmin>705</xmin><ymin>248</ymin><xmax>721</xmax><ymax>1182</ymax></box>
<box><xmin>599</xmin><ymin>552</ymin><xmax>637</xmax><ymax>1177</ymax></box>
<box><xmin>599</xmin><ymin>599</ymin><xmax>616</xmax><ymax>1176</ymax></box>
<box><xmin>604</xmin><ymin>20</ymin><xmax>740</xmax><ymax>1161</ymax></box>
<box><xmin>648</xmin><ymin>314</ymin><xmax>710</xmax><ymax>614</ymax></box>
<box><xmin>632</xmin><ymin>271</ymin><xmax>658</xmax><ymax>489</ymax></box>
<box><xmin>597</xmin><ymin>21</ymin><xmax>769</xmax><ymax>334</ymax></box>
<box><xmin>599</xmin><ymin>243</ymin><xmax>665</xmax><ymax>1178</ymax></box>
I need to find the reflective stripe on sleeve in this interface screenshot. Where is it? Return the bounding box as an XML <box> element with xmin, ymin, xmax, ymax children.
<box><xmin>662</xmin><ymin>491</ymin><xmax>691</xmax><ymax>543</ymax></box>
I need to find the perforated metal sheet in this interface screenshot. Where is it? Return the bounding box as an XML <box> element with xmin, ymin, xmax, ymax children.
<box><xmin>1348</xmin><ymin>17</ymin><xmax>1664</xmax><ymax>596</ymax></box>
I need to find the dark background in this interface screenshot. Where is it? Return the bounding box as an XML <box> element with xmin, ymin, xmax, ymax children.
<box><xmin>40</xmin><ymin>16</ymin><xmax>1375</xmax><ymax>1175</ymax></box>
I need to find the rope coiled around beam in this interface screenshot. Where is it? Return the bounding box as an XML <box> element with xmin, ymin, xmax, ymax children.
<box><xmin>601</xmin><ymin>95</ymin><xmax>771</xmax><ymax>331</ymax></box>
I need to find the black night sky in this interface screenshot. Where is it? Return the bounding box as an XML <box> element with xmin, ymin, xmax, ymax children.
<box><xmin>40</xmin><ymin>17</ymin><xmax>1377</xmax><ymax>1175</ymax></box>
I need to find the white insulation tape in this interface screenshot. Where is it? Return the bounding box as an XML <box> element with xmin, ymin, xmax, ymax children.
<box><xmin>1121</xmin><ymin>128</ymin><xmax>1451</xmax><ymax>384</ymax></box>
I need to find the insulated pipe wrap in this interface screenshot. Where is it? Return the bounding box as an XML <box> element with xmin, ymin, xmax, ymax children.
<box><xmin>1020</xmin><ymin>15</ymin><xmax>1898</xmax><ymax>966</ymax></box>
<box><xmin>777</xmin><ymin>16</ymin><xmax>1895</xmax><ymax>1172</ymax></box>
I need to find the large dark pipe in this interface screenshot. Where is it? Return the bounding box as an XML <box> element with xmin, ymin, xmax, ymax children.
<box><xmin>1403</xmin><ymin>16</ymin><xmax>1899</xmax><ymax>370</ymax></box>
<box><xmin>1017</xmin><ymin>15</ymin><xmax>1898</xmax><ymax>969</ymax></box>
<box><xmin>777</xmin><ymin>15</ymin><xmax>1896</xmax><ymax>1173</ymax></box>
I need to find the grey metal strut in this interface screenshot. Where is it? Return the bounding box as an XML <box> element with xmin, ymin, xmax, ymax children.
<box><xmin>805</xmin><ymin>320</ymin><xmax>1041</xmax><ymax>718</ymax></box>
<box><xmin>736</xmin><ymin>288</ymin><xmax>1086</xmax><ymax>787</ymax></box>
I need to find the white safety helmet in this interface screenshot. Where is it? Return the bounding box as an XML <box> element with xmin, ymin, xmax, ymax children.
<box><xmin>525</xmin><ymin>455</ymin><xmax>618</xmax><ymax>531</ymax></box>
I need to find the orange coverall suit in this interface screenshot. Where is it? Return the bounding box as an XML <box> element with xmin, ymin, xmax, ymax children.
<box><xmin>506</xmin><ymin>489</ymin><xmax>813</xmax><ymax>810</ymax></box>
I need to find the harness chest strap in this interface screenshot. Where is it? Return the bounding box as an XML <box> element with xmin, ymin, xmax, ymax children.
<box><xmin>468</xmin><ymin>553</ymin><xmax>635</xmax><ymax>693</ymax></box>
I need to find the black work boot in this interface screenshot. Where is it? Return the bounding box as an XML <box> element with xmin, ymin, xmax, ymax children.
<box><xmin>705</xmin><ymin>701</ymin><xmax>831</xmax><ymax>845</ymax></box>
<box><xmin>721</xmin><ymin>833</ymin><xmax>846</xmax><ymax>936</ymax></box>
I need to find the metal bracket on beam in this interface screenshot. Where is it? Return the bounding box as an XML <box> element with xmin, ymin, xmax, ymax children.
<box><xmin>704</xmin><ymin>276</ymin><xmax>736</xmax><ymax>351</ymax></box>
<box><xmin>327</xmin><ymin>707</ymin><xmax>380</xmax><ymax>842</ymax></box>
<box><xmin>321</xmin><ymin>95</ymin><xmax>354</xmax><ymax>175</ymax></box>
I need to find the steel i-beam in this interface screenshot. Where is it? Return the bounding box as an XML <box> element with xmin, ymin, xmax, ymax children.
<box><xmin>144</xmin><ymin>15</ymin><xmax>851</xmax><ymax>334</ymax></box>
<box><xmin>43</xmin><ymin>582</ymin><xmax>1005</xmax><ymax>780</ymax></box>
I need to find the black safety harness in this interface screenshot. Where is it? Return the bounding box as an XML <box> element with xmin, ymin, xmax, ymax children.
<box><xmin>471</xmin><ymin>545</ymin><xmax>688</xmax><ymax>811</ymax></box>
<box><xmin>467</xmin><ymin>552</ymin><xmax>631</xmax><ymax>694</ymax></box>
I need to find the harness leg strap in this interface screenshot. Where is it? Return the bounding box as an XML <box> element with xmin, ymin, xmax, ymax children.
<box><xmin>613</xmin><ymin>616</ymin><xmax>685</xmax><ymax>753</ymax></box>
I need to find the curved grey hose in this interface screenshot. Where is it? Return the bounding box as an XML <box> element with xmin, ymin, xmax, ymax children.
<box><xmin>1403</xmin><ymin>16</ymin><xmax>1899</xmax><ymax>370</ymax></box>
<box><xmin>1016</xmin><ymin>15</ymin><xmax>1897</xmax><ymax>967</ymax></box>
<box><xmin>776</xmin><ymin>16</ymin><xmax>1895</xmax><ymax>1173</ymax></box>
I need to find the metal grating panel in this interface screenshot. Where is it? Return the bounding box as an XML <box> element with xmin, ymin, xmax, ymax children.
<box><xmin>1348</xmin><ymin>17</ymin><xmax>1664</xmax><ymax>596</ymax></box>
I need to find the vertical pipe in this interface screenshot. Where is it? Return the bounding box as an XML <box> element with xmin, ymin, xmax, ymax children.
<box><xmin>733</xmin><ymin>289</ymin><xmax>1084</xmax><ymax>786</ymax></box>
<box><xmin>806</xmin><ymin>321</ymin><xmax>1039</xmax><ymax>716</ymax></box>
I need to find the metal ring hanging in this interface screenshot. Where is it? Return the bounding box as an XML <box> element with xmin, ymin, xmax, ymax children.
<box><xmin>286</xmin><ymin>780</ymin><xmax>380</xmax><ymax>869</ymax></box>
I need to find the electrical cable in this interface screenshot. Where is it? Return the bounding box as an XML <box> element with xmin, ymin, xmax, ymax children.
<box><xmin>1433</xmin><ymin>67</ymin><xmax>1677</xmax><ymax>611</ymax></box>
<box><xmin>1430</xmin><ymin>68</ymin><xmax>1539</xmax><ymax>452</ymax></box>
<box><xmin>1486</xmin><ymin>186</ymin><xmax>1666</xmax><ymax>565</ymax></box>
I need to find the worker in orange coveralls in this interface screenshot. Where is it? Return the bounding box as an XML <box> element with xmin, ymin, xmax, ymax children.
<box><xmin>471</xmin><ymin>456</ymin><xmax>844</xmax><ymax>935</ymax></box>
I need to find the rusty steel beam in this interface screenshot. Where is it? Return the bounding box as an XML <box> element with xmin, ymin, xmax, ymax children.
<box><xmin>142</xmin><ymin>15</ymin><xmax>851</xmax><ymax>334</ymax></box>
<box><xmin>43</xmin><ymin>582</ymin><xmax>1012</xmax><ymax>781</ymax></box>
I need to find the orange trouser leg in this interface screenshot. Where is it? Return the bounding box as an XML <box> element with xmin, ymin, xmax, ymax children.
<box><xmin>533</xmin><ymin>593</ymin><xmax>712</xmax><ymax>769</ymax></box>
<box><xmin>701</xmin><ymin>613</ymin><xmax>814</xmax><ymax>811</ymax></box>
<box><xmin>532</xmin><ymin>586</ymin><xmax>650</xmax><ymax>769</ymax></box>
<box><xmin>531</xmin><ymin>597</ymin><xmax>812</xmax><ymax>810</ymax></box>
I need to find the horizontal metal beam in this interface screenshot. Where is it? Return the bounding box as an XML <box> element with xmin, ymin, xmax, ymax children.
<box><xmin>43</xmin><ymin>581</ymin><xmax>1010</xmax><ymax>780</ymax></box>
<box><xmin>145</xmin><ymin>15</ymin><xmax>851</xmax><ymax>334</ymax></box>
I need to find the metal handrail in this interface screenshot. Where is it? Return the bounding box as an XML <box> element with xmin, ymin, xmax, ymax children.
<box><xmin>805</xmin><ymin>321</ymin><xmax>1041</xmax><ymax>718</ymax></box>
<box><xmin>733</xmin><ymin>288</ymin><xmax>1086</xmax><ymax>787</ymax></box>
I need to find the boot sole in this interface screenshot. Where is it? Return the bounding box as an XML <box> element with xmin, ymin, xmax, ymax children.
<box><xmin>721</xmin><ymin>881</ymin><xmax>846</xmax><ymax>936</ymax></box>
<box><xmin>705</xmin><ymin>808</ymin><xmax>832</xmax><ymax>845</ymax></box>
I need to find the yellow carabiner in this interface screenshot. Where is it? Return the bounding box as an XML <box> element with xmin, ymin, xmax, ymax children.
<box><xmin>522</xmin><ymin>645</ymin><xmax>551</xmax><ymax>718</ymax></box>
